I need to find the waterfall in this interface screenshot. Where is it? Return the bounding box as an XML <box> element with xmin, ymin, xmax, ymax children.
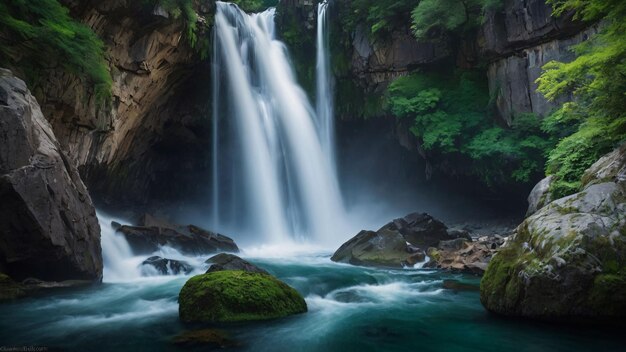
<box><xmin>99</xmin><ymin>213</ymin><xmax>142</xmax><ymax>282</ymax></box>
<box><xmin>211</xmin><ymin>2</ymin><xmax>345</xmax><ymax>244</ymax></box>
<box><xmin>316</xmin><ymin>0</ymin><xmax>335</xmax><ymax>168</ymax></box>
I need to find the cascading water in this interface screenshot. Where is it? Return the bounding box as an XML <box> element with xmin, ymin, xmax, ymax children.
<box><xmin>211</xmin><ymin>2</ymin><xmax>345</xmax><ymax>244</ymax></box>
<box><xmin>316</xmin><ymin>0</ymin><xmax>335</xmax><ymax>167</ymax></box>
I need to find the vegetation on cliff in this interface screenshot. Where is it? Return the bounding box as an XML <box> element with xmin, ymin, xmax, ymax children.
<box><xmin>0</xmin><ymin>0</ymin><xmax>111</xmax><ymax>101</ymax></box>
<box><xmin>537</xmin><ymin>0</ymin><xmax>626</xmax><ymax>198</ymax></box>
<box><xmin>387</xmin><ymin>69</ymin><xmax>553</xmax><ymax>186</ymax></box>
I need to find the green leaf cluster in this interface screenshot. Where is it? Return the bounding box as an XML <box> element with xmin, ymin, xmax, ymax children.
<box><xmin>0</xmin><ymin>0</ymin><xmax>112</xmax><ymax>101</ymax></box>
<box><xmin>388</xmin><ymin>70</ymin><xmax>554</xmax><ymax>186</ymax></box>
<box><xmin>536</xmin><ymin>0</ymin><xmax>626</xmax><ymax>198</ymax></box>
<box><xmin>411</xmin><ymin>0</ymin><xmax>501</xmax><ymax>39</ymax></box>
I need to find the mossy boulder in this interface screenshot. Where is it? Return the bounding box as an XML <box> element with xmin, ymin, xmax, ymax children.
<box><xmin>0</xmin><ymin>273</ymin><xmax>25</xmax><ymax>301</ymax></box>
<box><xmin>480</xmin><ymin>145</ymin><xmax>626</xmax><ymax>322</ymax></box>
<box><xmin>178</xmin><ymin>271</ymin><xmax>307</xmax><ymax>323</ymax></box>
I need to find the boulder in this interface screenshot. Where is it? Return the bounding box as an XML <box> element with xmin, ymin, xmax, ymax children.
<box><xmin>0</xmin><ymin>69</ymin><xmax>102</xmax><ymax>282</ymax></box>
<box><xmin>378</xmin><ymin>212</ymin><xmax>452</xmax><ymax>248</ymax></box>
<box><xmin>116</xmin><ymin>215</ymin><xmax>238</xmax><ymax>255</ymax></box>
<box><xmin>331</xmin><ymin>212</ymin><xmax>452</xmax><ymax>268</ymax></box>
<box><xmin>0</xmin><ymin>273</ymin><xmax>25</xmax><ymax>301</ymax></box>
<box><xmin>331</xmin><ymin>230</ymin><xmax>415</xmax><ymax>268</ymax></box>
<box><xmin>178</xmin><ymin>271</ymin><xmax>307</xmax><ymax>323</ymax></box>
<box><xmin>526</xmin><ymin>175</ymin><xmax>553</xmax><ymax>216</ymax></box>
<box><xmin>205</xmin><ymin>253</ymin><xmax>268</xmax><ymax>274</ymax></box>
<box><xmin>141</xmin><ymin>256</ymin><xmax>193</xmax><ymax>275</ymax></box>
<box><xmin>480</xmin><ymin>144</ymin><xmax>626</xmax><ymax>322</ymax></box>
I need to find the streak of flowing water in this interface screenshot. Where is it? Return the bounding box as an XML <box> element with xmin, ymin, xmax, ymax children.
<box><xmin>211</xmin><ymin>2</ymin><xmax>345</xmax><ymax>245</ymax></box>
<box><xmin>316</xmin><ymin>0</ymin><xmax>335</xmax><ymax>167</ymax></box>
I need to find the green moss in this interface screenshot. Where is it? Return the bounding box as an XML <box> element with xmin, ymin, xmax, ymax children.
<box><xmin>0</xmin><ymin>273</ymin><xmax>25</xmax><ymax>301</ymax></box>
<box><xmin>588</xmin><ymin>272</ymin><xmax>626</xmax><ymax>314</ymax></box>
<box><xmin>480</xmin><ymin>246</ymin><xmax>523</xmax><ymax>311</ymax></box>
<box><xmin>0</xmin><ymin>0</ymin><xmax>112</xmax><ymax>101</ymax></box>
<box><xmin>178</xmin><ymin>271</ymin><xmax>307</xmax><ymax>323</ymax></box>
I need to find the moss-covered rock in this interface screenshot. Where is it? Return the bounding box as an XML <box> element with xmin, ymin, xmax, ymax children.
<box><xmin>178</xmin><ymin>271</ymin><xmax>307</xmax><ymax>323</ymax></box>
<box><xmin>480</xmin><ymin>144</ymin><xmax>626</xmax><ymax>322</ymax></box>
<box><xmin>0</xmin><ymin>273</ymin><xmax>25</xmax><ymax>301</ymax></box>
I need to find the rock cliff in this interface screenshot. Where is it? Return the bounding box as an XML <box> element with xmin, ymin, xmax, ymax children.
<box><xmin>17</xmin><ymin>0</ymin><xmax>213</xmax><ymax>209</ymax></box>
<box><xmin>0</xmin><ymin>69</ymin><xmax>102</xmax><ymax>282</ymax></box>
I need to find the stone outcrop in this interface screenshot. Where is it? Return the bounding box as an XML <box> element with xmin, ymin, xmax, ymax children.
<box><xmin>205</xmin><ymin>253</ymin><xmax>268</xmax><ymax>274</ymax></box>
<box><xmin>331</xmin><ymin>230</ymin><xmax>414</xmax><ymax>268</ymax></box>
<box><xmin>5</xmin><ymin>0</ymin><xmax>215</xmax><ymax>210</ymax></box>
<box><xmin>331</xmin><ymin>212</ymin><xmax>458</xmax><ymax>268</ymax></box>
<box><xmin>0</xmin><ymin>69</ymin><xmax>102</xmax><ymax>282</ymax></box>
<box><xmin>480</xmin><ymin>144</ymin><xmax>626</xmax><ymax>322</ymax></box>
<box><xmin>350</xmin><ymin>25</ymin><xmax>450</xmax><ymax>89</ymax></box>
<box><xmin>178</xmin><ymin>270</ymin><xmax>307</xmax><ymax>323</ymax></box>
<box><xmin>486</xmin><ymin>27</ymin><xmax>597</xmax><ymax>124</ymax></box>
<box><xmin>115</xmin><ymin>216</ymin><xmax>239</xmax><ymax>255</ymax></box>
<box><xmin>526</xmin><ymin>175</ymin><xmax>553</xmax><ymax>216</ymax></box>
<box><xmin>141</xmin><ymin>256</ymin><xmax>193</xmax><ymax>275</ymax></box>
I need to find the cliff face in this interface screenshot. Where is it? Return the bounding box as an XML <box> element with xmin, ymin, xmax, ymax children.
<box><xmin>0</xmin><ymin>69</ymin><xmax>102</xmax><ymax>282</ymax></box>
<box><xmin>481</xmin><ymin>0</ymin><xmax>591</xmax><ymax>124</ymax></box>
<box><xmin>332</xmin><ymin>0</ymin><xmax>590</xmax><ymax>125</ymax></box>
<box><xmin>27</xmin><ymin>0</ymin><xmax>213</xmax><ymax>209</ymax></box>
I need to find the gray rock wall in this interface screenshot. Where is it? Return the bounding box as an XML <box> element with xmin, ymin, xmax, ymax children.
<box><xmin>0</xmin><ymin>69</ymin><xmax>102</xmax><ymax>282</ymax></box>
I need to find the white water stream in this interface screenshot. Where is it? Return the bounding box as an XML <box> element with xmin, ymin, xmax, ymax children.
<box><xmin>210</xmin><ymin>1</ymin><xmax>345</xmax><ymax>245</ymax></box>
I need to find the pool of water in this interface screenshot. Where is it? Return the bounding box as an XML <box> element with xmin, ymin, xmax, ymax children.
<box><xmin>0</xmin><ymin>253</ymin><xmax>623</xmax><ymax>351</ymax></box>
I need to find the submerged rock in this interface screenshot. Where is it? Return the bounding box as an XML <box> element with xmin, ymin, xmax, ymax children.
<box><xmin>0</xmin><ymin>69</ymin><xmax>102</xmax><ymax>282</ymax></box>
<box><xmin>116</xmin><ymin>214</ymin><xmax>238</xmax><ymax>255</ymax></box>
<box><xmin>205</xmin><ymin>253</ymin><xmax>268</xmax><ymax>274</ymax></box>
<box><xmin>0</xmin><ymin>273</ymin><xmax>25</xmax><ymax>301</ymax></box>
<box><xmin>141</xmin><ymin>256</ymin><xmax>193</xmax><ymax>276</ymax></box>
<box><xmin>178</xmin><ymin>271</ymin><xmax>307</xmax><ymax>323</ymax></box>
<box><xmin>480</xmin><ymin>144</ymin><xmax>626</xmax><ymax>322</ymax></box>
<box><xmin>172</xmin><ymin>329</ymin><xmax>237</xmax><ymax>349</ymax></box>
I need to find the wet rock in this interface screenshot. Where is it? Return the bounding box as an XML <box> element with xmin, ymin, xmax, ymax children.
<box><xmin>116</xmin><ymin>215</ymin><xmax>238</xmax><ymax>255</ymax></box>
<box><xmin>332</xmin><ymin>212</ymin><xmax>452</xmax><ymax>268</ymax></box>
<box><xmin>442</xmin><ymin>279</ymin><xmax>480</xmax><ymax>293</ymax></box>
<box><xmin>178</xmin><ymin>271</ymin><xmax>307</xmax><ymax>323</ymax></box>
<box><xmin>0</xmin><ymin>273</ymin><xmax>25</xmax><ymax>301</ymax></box>
<box><xmin>406</xmin><ymin>252</ymin><xmax>427</xmax><ymax>266</ymax></box>
<box><xmin>425</xmin><ymin>237</ymin><xmax>501</xmax><ymax>275</ymax></box>
<box><xmin>481</xmin><ymin>144</ymin><xmax>626</xmax><ymax>322</ymax></box>
<box><xmin>205</xmin><ymin>253</ymin><xmax>268</xmax><ymax>274</ymax></box>
<box><xmin>331</xmin><ymin>230</ymin><xmax>411</xmax><ymax>268</ymax></box>
<box><xmin>0</xmin><ymin>69</ymin><xmax>102</xmax><ymax>282</ymax></box>
<box><xmin>526</xmin><ymin>175</ymin><xmax>553</xmax><ymax>216</ymax></box>
<box><xmin>141</xmin><ymin>256</ymin><xmax>193</xmax><ymax>276</ymax></box>
<box><xmin>378</xmin><ymin>212</ymin><xmax>452</xmax><ymax>248</ymax></box>
<box><xmin>172</xmin><ymin>329</ymin><xmax>237</xmax><ymax>349</ymax></box>
<box><xmin>446</xmin><ymin>229</ymin><xmax>473</xmax><ymax>242</ymax></box>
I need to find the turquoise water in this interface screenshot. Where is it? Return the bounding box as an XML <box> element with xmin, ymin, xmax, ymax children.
<box><xmin>0</xmin><ymin>254</ymin><xmax>623</xmax><ymax>351</ymax></box>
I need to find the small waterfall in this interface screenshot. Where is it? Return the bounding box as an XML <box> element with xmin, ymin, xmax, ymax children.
<box><xmin>211</xmin><ymin>2</ymin><xmax>345</xmax><ymax>244</ymax></box>
<box><xmin>99</xmin><ymin>213</ymin><xmax>142</xmax><ymax>282</ymax></box>
<box><xmin>316</xmin><ymin>0</ymin><xmax>335</xmax><ymax>167</ymax></box>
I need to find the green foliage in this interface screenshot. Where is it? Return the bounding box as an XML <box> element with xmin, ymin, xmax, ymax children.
<box><xmin>388</xmin><ymin>70</ymin><xmax>554</xmax><ymax>186</ymax></box>
<box><xmin>340</xmin><ymin>0</ymin><xmax>419</xmax><ymax>39</ymax></box>
<box><xmin>0</xmin><ymin>0</ymin><xmax>112</xmax><ymax>101</ymax></box>
<box><xmin>537</xmin><ymin>0</ymin><xmax>626</xmax><ymax>198</ymax></box>
<box><xmin>411</xmin><ymin>0</ymin><xmax>501</xmax><ymax>39</ymax></box>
